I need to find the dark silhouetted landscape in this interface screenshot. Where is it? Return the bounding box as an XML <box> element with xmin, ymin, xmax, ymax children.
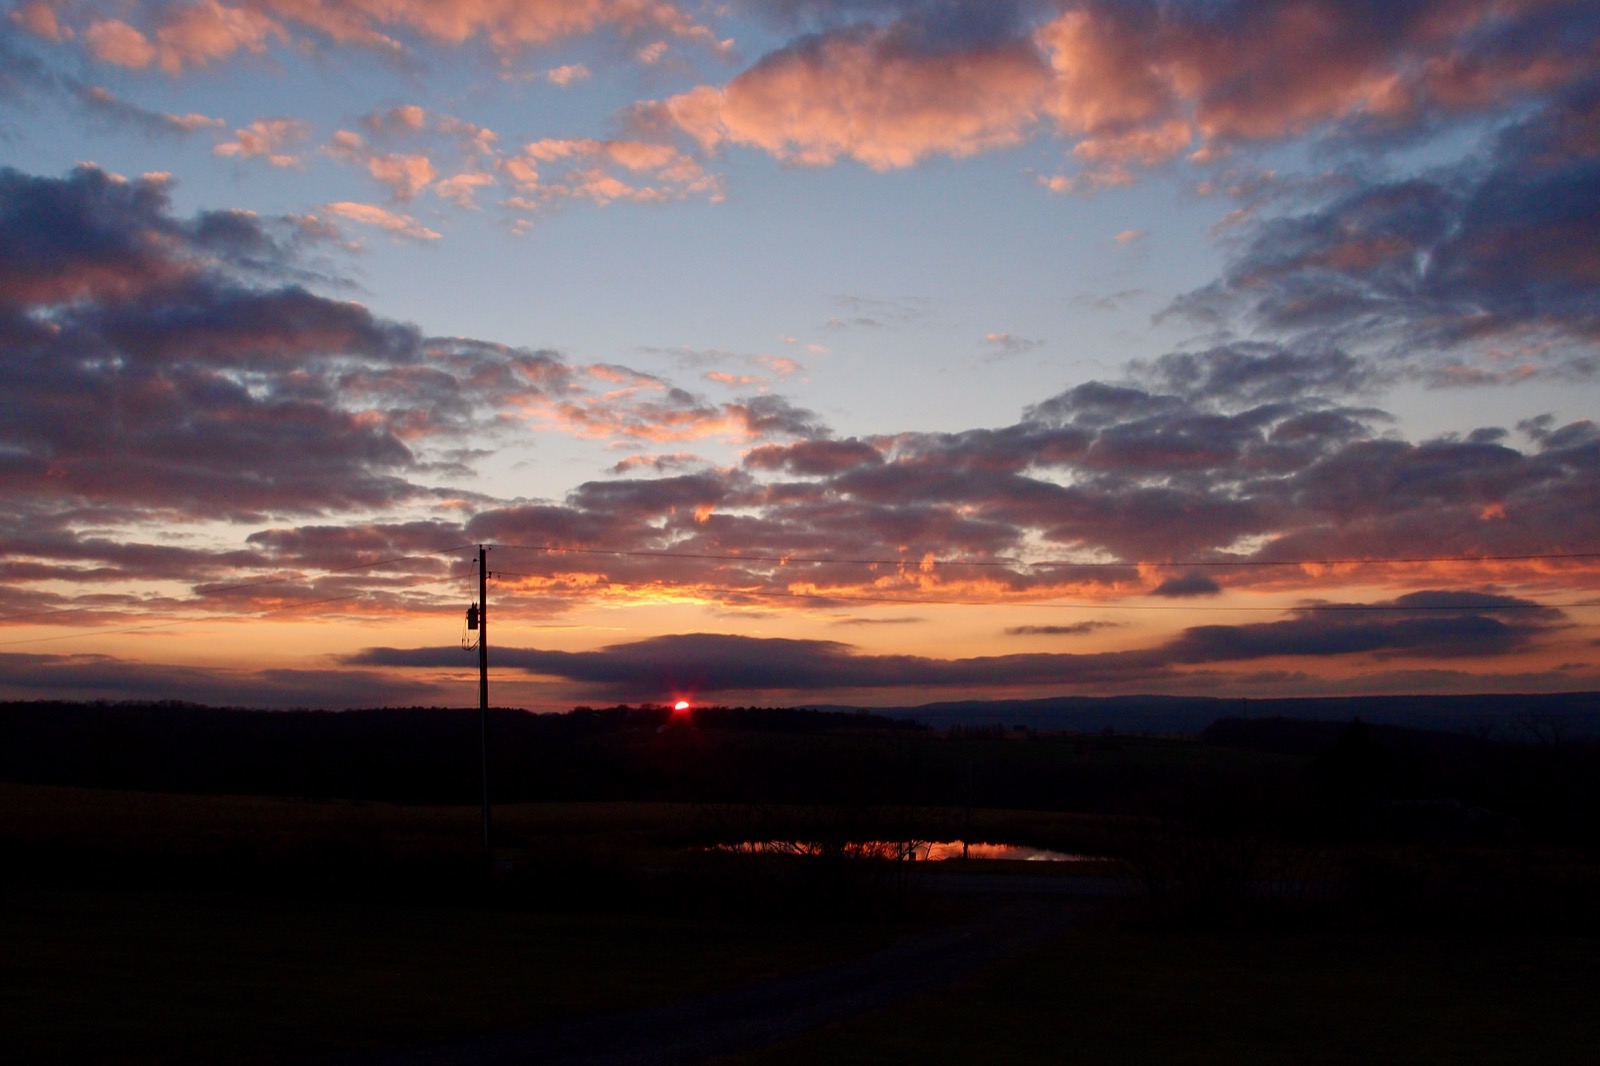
<box><xmin>5</xmin><ymin>694</ymin><xmax>1600</xmax><ymax>1063</ymax></box>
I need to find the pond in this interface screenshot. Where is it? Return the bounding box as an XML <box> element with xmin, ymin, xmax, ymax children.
<box><xmin>713</xmin><ymin>840</ymin><xmax>1097</xmax><ymax>862</ymax></box>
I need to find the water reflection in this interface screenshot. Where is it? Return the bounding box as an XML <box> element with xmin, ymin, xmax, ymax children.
<box><xmin>715</xmin><ymin>840</ymin><xmax>1094</xmax><ymax>862</ymax></box>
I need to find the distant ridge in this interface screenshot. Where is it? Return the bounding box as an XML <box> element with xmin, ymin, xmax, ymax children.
<box><xmin>823</xmin><ymin>692</ymin><xmax>1600</xmax><ymax>739</ymax></box>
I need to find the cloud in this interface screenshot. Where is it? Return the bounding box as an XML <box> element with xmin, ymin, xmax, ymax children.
<box><xmin>0</xmin><ymin>166</ymin><xmax>582</xmax><ymax>524</ymax></box>
<box><xmin>0</xmin><ymin>650</ymin><xmax>440</xmax><ymax>708</ymax></box>
<box><xmin>1005</xmin><ymin>622</ymin><xmax>1118</xmax><ymax>637</ymax></box>
<box><xmin>29</xmin><ymin>0</ymin><xmax>721</xmax><ymax>72</ymax></box>
<box><xmin>326</xmin><ymin>129</ymin><xmax>438</xmax><ymax>201</ymax></box>
<box><xmin>21</xmin><ymin>1</ymin><xmax>1600</xmax><ymax>203</ymax></box>
<box><xmin>214</xmin><ymin>117</ymin><xmax>310</xmax><ymax>167</ymax></box>
<box><xmin>1167</xmin><ymin>591</ymin><xmax>1565</xmax><ymax>663</ymax></box>
<box><xmin>353</xmin><ymin>589</ymin><xmax>1568</xmax><ymax>698</ymax></box>
<box><xmin>0</xmin><ymin>23</ymin><xmax>226</xmax><ymax>137</ymax></box>
<box><xmin>546</xmin><ymin>62</ymin><xmax>590</xmax><ymax>86</ymax></box>
<box><xmin>645</xmin><ymin>22</ymin><xmax>1048</xmax><ymax>170</ymax></box>
<box><xmin>8</xmin><ymin>158</ymin><xmax>1587</xmax><ymax>684</ymax></box>
<box><xmin>77</xmin><ymin>84</ymin><xmax>224</xmax><ymax>135</ymax></box>
<box><xmin>1133</xmin><ymin>343</ymin><xmax>1377</xmax><ymax>404</ymax></box>
<box><xmin>984</xmin><ymin>332</ymin><xmax>1043</xmax><ymax>358</ymax></box>
<box><xmin>633</xmin><ymin>1</ymin><xmax>1600</xmax><ymax>190</ymax></box>
<box><xmin>320</xmin><ymin>201</ymin><xmax>442</xmax><ymax>241</ymax></box>
<box><xmin>1150</xmin><ymin>572</ymin><xmax>1222</xmax><ymax>598</ymax></box>
<box><xmin>82</xmin><ymin>1</ymin><xmax>284</xmax><ymax>74</ymax></box>
<box><xmin>1167</xmin><ymin>79</ymin><xmax>1600</xmax><ymax>381</ymax></box>
<box><xmin>502</xmin><ymin>137</ymin><xmax>724</xmax><ymax>208</ymax></box>
<box><xmin>422</xmin><ymin>347</ymin><xmax>1600</xmax><ymax>619</ymax></box>
<box><xmin>432</xmin><ymin>171</ymin><xmax>496</xmax><ymax>208</ymax></box>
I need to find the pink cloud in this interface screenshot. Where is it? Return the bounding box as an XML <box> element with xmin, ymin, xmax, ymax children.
<box><xmin>433</xmin><ymin>171</ymin><xmax>497</xmax><ymax>208</ymax></box>
<box><xmin>327</xmin><ymin>129</ymin><xmax>438</xmax><ymax>201</ymax></box>
<box><xmin>642</xmin><ymin>1</ymin><xmax>1595</xmax><ymax>187</ymax></box>
<box><xmin>546</xmin><ymin>62</ymin><xmax>591</xmax><ymax>86</ymax></box>
<box><xmin>756</xmin><ymin>355</ymin><xmax>803</xmax><ymax>378</ymax></box>
<box><xmin>83</xmin><ymin>19</ymin><xmax>158</xmax><ymax>68</ymax></box>
<box><xmin>705</xmin><ymin>371</ymin><xmax>760</xmax><ymax>388</ymax></box>
<box><xmin>321</xmin><ymin>201</ymin><xmax>442</xmax><ymax>240</ymax></box>
<box><xmin>11</xmin><ymin>2</ymin><xmax>69</xmax><ymax>41</ymax></box>
<box><xmin>651</xmin><ymin>26</ymin><xmax>1049</xmax><ymax>171</ymax></box>
<box><xmin>214</xmin><ymin>118</ymin><xmax>310</xmax><ymax>167</ymax></box>
<box><xmin>502</xmin><ymin>137</ymin><xmax>723</xmax><ymax>207</ymax></box>
<box><xmin>42</xmin><ymin>0</ymin><xmax>721</xmax><ymax>71</ymax></box>
<box><xmin>362</xmin><ymin>104</ymin><xmax>429</xmax><ymax>136</ymax></box>
<box><xmin>82</xmin><ymin>1</ymin><xmax>283</xmax><ymax>74</ymax></box>
<box><xmin>365</xmin><ymin>152</ymin><xmax>437</xmax><ymax>201</ymax></box>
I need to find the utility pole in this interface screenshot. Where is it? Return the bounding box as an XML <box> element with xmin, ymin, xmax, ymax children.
<box><xmin>477</xmin><ymin>543</ymin><xmax>491</xmax><ymax>869</ymax></box>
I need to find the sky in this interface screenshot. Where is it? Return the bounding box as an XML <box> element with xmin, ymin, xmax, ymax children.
<box><xmin>1</xmin><ymin>0</ymin><xmax>1599</xmax><ymax>712</ymax></box>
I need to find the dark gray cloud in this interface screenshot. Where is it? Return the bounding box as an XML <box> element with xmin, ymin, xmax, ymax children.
<box><xmin>750</xmin><ymin>1</ymin><xmax>1042</xmax><ymax>50</ymax></box>
<box><xmin>0</xmin><ymin>24</ymin><xmax>223</xmax><ymax>140</ymax></box>
<box><xmin>1004</xmin><ymin>622</ymin><xmax>1118</xmax><ymax>636</ymax></box>
<box><xmin>1134</xmin><ymin>343</ymin><xmax>1377</xmax><ymax>403</ymax></box>
<box><xmin>0</xmin><ymin>651</ymin><xmax>439</xmax><ymax>708</ymax></box>
<box><xmin>1169</xmin><ymin>592</ymin><xmax>1563</xmax><ymax>663</ymax></box>
<box><xmin>1173</xmin><ymin>78</ymin><xmax>1600</xmax><ymax>382</ymax></box>
<box><xmin>431</xmin><ymin>360</ymin><xmax>1600</xmax><ymax>612</ymax></box>
<box><xmin>352</xmin><ymin>588</ymin><xmax>1568</xmax><ymax>699</ymax></box>
<box><xmin>0</xmin><ymin>166</ymin><xmax>569</xmax><ymax>522</ymax></box>
<box><xmin>1151</xmin><ymin>572</ymin><xmax>1222</xmax><ymax>598</ymax></box>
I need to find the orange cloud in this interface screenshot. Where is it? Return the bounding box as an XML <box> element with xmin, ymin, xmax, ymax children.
<box><xmin>652</xmin><ymin>27</ymin><xmax>1049</xmax><ymax>170</ymax></box>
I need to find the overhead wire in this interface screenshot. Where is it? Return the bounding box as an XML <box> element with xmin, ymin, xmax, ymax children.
<box><xmin>0</xmin><ymin>563</ymin><xmax>472</xmax><ymax>649</ymax></box>
<box><xmin>487</xmin><ymin>542</ymin><xmax>1600</xmax><ymax>571</ymax></box>
<box><xmin>0</xmin><ymin>545</ymin><xmax>476</xmax><ymax>625</ymax></box>
<box><xmin>1</xmin><ymin>539</ymin><xmax>1596</xmax><ymax>648</ymax></box>
<box><xmin>484</xmin><ymin>570</ymin><xmax>1598</xmax><ymax>612</ymax></box>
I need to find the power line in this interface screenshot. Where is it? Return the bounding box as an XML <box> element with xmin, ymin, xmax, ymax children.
<box><xmin>0</xmin><ymin>574</ymin><xmax>465</xmax><ymax>648</ymax></box>
<box><xmin>485</xmin><ymin>570</ymin><xmax>1599</xmax><ymax>612</ymax></box>
<box><xmin>0</xmin><ymin>545</ymin><xmax>476</xmax><ymax>625</ymax></box>
<box><xmin>190</xmin><ymin>545</ymin><xmax>477</xmax><ymax>598</ymax></box>
<box><xmin>489</xmin><ymin>542</ymin><xmax>1600</xmax><ymax>571</ymax></box>
<box><xmin>2</xmin><ymin>540</ymin><xmax>1596</xmax><ymax>645</ymax></box>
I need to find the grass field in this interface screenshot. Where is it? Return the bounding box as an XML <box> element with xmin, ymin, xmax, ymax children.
<box><xmin>0</xmin><ymin>783</ymin><xmax>928</xmax><ymax>1063</ymax></box>
<box><xmin>712</xmin><ymin>923</ymin><xmax>1600</xmax><ymax>1065</ymax></box>
<box><xmin>8</xmin><ymin>780</ymin><xmax>1600</xmax><ymax>1064</ymax></box>
<box><xmin>3</xmin><ymin>878</ymin><xmax>916</xmax><ymax>1065</ymax></box>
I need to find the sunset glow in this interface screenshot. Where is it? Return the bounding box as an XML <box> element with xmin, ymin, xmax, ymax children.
<box><xmin>1</xmin><ymin>1</ymin><xmax>1598</xmax><ymax>710</ymax></box>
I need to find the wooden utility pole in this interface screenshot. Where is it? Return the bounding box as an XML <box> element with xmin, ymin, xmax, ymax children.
<box><xmin>477</xmin><ymin>543</ymin><xmax>491</xmax><ymax>867</ymax></box>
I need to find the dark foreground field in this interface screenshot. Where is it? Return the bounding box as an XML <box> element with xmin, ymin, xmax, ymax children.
<box><xmin>5</xmin><ymin>702</ymin><xmax>1600</xmax><ymax>1063</ymax></box>
<box><xmin>4</xmin><ymin>781</ymin><xmax>1600</xmax><ymax>1065</ymax></box>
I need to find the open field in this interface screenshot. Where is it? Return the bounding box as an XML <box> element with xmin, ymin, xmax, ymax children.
<box><xmin>0</xmin><ymin>782</ymin><xmax>1119</xmax><ymax>1064</ymax></box>
<box><xmin>712</xmin><ymin>922</ymin><xmax>1600</xmax><ymax>1066</ymax></box>
<box><xmin>7</xmin><ymin>704</ymin><xmax>1600</xmax><ymax>1064</ymax></box>
<box><xmin>3</xmin><ymin>878</ymin><xmax>915</xmax><ymax>1066</ymax></box>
